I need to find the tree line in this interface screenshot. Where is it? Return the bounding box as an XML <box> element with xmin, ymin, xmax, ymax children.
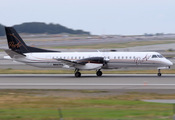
<box><xmin>0</xmin><ymin>22</ymin><xmax>90</xmax><ymax>36</ymax></box>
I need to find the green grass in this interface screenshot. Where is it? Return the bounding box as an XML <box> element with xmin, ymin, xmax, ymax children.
<box><xmin>49</xmin><ymin>40</ymin><xmax>175</xmax><ymax>49</ymax></box>
<box><xmin>0</xmin><ymin>90</ymin><xmax>175</xmax><ymax>120</ymax></box>
<box><xmin>0</xmin><ymin>100</ymin><xmax>173</xmax><ymax>120</ymax></box>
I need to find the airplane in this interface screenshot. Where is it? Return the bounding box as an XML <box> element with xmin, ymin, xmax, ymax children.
<box><xmin>3</xmin><ymin>27</ymin><xmax>173</xmax><ymax>77</ymax></box>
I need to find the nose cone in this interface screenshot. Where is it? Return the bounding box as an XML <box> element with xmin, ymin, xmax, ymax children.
<box><xmin>165</xmin><ymin>60</ymin><xmax>173</xmax><ymax>66</ymax></box>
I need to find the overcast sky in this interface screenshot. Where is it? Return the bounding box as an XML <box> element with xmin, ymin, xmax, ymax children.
<box><xmin>0</xmin><ymin>0</ymin><xmax>175</xmax><ymax>35</ymax></box>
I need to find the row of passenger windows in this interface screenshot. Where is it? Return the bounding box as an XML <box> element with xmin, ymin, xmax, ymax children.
<box><xmin>52</xmin><ymin>54</ymin><xmax>163</xmax><ymax>59</ymax></box>
<box><xmin>52</xmin><ymin>56</ymin><xmax>137</xmax><ymax>59</ymax></box>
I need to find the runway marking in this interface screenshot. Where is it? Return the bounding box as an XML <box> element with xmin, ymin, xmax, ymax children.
<box><xmin>1</xmin><ymin>83</ymin><xmax>175</xmax><ymax>86</ymax></box>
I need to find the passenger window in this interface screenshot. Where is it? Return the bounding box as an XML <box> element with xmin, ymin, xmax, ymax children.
<box><xmin>122</xmin><ymin>56</ymin><xmax>124</xmax><ymax>59</ymax></box>
<box><xmin>75</xmin><ymin>57</ymin><xmax>77</xmax><ymax>59</ymax></box>
<box><xmin>118</xmin><ymin>56</ymin><xmax>120</xmax><ymax>59</ymax></box>
<box><xmin>114</xmin><ymin>56</ymin><xmax>116</xmax><ymax>59</ymax></box>
<box><xmin>152</xmin><ymin>55</ymin><xmax>158</xmax><ymax>58</ymax></box>
<box><xmin>130</xmin><ymin>56</ymin><xmax>131</xmax><ymax>59</ymax></box>
<box><xmin>126</xmin><ymin>56</ymin><xmax>127</xmax><ymax>59</ymax></box>
<box><xmin>108</xmin><ymin>56</ymin><xmax>110</xmax><ymax>59</ymax></box>
<box><xmin>71</xmin><ymin>57</ymin><xmax>73</xmax><ymax>59</ymax></box>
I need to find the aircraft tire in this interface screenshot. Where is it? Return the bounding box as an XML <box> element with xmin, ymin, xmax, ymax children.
<box><xmin>157</xmin><ymin>73</ymin><xmax>161</xmax><ymax>77</ymax></box>
<box><xmin>75</xmin><ymin>72</ymin><xmax>81</xmax><ymax>77</ymax></box>
<box><xmin>96</xmin><ymin>71</ymin><xmax>102</xmax><ymax>76</ymax></box>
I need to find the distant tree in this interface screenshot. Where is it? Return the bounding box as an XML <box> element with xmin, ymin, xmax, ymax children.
<box><xmin>0</xmin><ymin>22</ymin><xmax>90</xmax><ymax>36</ymax></box>
<box><xmin>13</xmin><ymin>22</ymin><xmax>90</xmax><ymax>35</ymax></box>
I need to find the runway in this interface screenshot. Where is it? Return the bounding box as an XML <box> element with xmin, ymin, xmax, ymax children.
<box><xmin>0</xmin><ymin>74</ymin><xmax>175</xmax><ymax>89</ymax></box>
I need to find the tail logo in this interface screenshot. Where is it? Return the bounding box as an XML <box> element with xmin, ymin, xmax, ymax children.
<box><xmin>9</xmin><ymin>41</ymin><xmax>22</xmax><ymax>48</ymax></box>
<box><xmin>7</xmin><ymin>34</ymin><xmax>29</xmax><ymax>51</ymax></box>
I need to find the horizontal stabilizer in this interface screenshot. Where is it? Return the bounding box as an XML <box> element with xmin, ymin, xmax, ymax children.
<box><xmin>4</xmin><ymin>49</ymin><xmax>25</xmax><ymax>58</ymax></box>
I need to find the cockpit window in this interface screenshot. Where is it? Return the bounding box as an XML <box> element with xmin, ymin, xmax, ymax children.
<box><xmin>157</xmin><ymin>54</ymin><xmax>163</xmax><ymax>58</ymax></box>
<box><xmin>152</xmin><ymin>55</ymin><xmax>158</xmax><ymax>58</ymax></box>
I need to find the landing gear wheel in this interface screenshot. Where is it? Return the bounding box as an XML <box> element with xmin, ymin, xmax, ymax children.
<box><xmin>75</xmin><ymin>72</ymin><xmax>81</xmax><ymax>77</ymax></box>
<box><xmin>96</xmin><ymin>71</ymin><xmax>102</xmax><ymax>76</ymax></box>
<box><xmin>157</xmin><ymin>73</ymin><xmax>161</xmax><ymax>77</ymax></box>
<box><xmin>157</xmin><ymin>69</ymin><xmax>161</xmax><ymax>77</ymax></box>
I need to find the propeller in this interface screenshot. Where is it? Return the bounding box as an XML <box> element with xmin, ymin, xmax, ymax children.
<box><xmin>103</xmin><ymin>57</ymin><xmax>109</xmax><ymax>67</ymax></box>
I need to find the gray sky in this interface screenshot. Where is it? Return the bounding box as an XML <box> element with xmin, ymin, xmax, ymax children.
<box><xmin>0</xmin><ymin>0</ymin><xmax>175</xmax><ymax>35</ymax></box>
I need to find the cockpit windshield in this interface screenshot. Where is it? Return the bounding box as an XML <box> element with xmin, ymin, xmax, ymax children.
<box><xmin>157</xmin><ymin>54</ymin><xmax>163</xmax><ymax>58</ymax></box>
<box><xmin>152</xmin><ymin>55</ymin><xmax>158</xmax><ymax>58</ymax></box>
<box><xmin>152</xmin><ymin>54</ymin><xmax>164</xmax><ymax>58</ymax></box>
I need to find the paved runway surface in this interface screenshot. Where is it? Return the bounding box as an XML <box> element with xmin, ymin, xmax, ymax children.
<box><xmin>0</xmin><ymin>74</ymin><xmax>175</xmax><ymax>89</ymax></box>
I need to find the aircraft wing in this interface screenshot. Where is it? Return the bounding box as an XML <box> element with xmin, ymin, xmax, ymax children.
<box><xmin>55</xmin><ymin>57</ymin><xmax>107</xmax><ymax>70</ymax></box>
<box><xmin>55</xmin><ymin>58</ymin><xmax>85</xmax><ymax>67</ymax></box>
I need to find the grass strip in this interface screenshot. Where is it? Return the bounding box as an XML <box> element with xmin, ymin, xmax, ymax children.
<box><xmin>0</xmin><ymin>90</ymin><xmax>174</xmax><ymax>120</ymax></box>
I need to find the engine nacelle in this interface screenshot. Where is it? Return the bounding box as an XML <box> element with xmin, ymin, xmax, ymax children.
<box><xmin>75</xmin><ymin>57</ymin><xmax>106</xmax><ymax>70</ymax></box>
<box><xmin>75</xmin><ymin>63</ymin><xmax>103</xmax><ymax>70</ymax></box>
<box><xmin>76</xmin><ymin>57</ymin><xmax>105</xmax><ymax>64</ymax></box>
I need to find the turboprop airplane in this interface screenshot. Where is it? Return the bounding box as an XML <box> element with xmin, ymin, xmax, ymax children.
<box><xmin>3</xmin><ymin>27</ymin><xmax>173</xmax><ymax>77</ymax></box>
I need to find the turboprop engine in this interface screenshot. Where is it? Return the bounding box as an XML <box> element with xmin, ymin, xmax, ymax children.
<box><xmin>75</xmin><ymin>57</ymin><xmax>108</xmax><ymax>70</ymax></box>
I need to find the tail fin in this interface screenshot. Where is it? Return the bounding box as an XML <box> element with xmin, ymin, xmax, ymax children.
<box><xmin>5</xmin><ymin>27</ymin><xmax>29</xmax><ymax>54</ymax></box>
<box><xmin>5</xmin><ymin>27</ymin><xmax>58</xmax><ymax>54</ymax></box>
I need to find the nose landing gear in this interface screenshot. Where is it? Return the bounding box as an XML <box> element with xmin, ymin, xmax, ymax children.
<box><xmin>157</xmin><ymin>69</ymin><xmax>161</xmax><ymax>77</ymax></box>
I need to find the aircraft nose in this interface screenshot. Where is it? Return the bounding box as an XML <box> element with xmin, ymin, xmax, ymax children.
<box><xmin>166</xmin><ymin>60</ymin><xmax>173</xmax><ymax>66</ymax></box>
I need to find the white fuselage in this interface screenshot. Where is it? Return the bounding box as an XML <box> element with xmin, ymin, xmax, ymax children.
<box><xmin>13</xmin><ymin>51</ymin><xmax>173</xmax><ymax>70</ymax></box>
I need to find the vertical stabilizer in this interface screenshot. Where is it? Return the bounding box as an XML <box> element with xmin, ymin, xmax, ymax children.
<box><xmin>5</xmin><ymin>27</ymin><xmax>29</xmax><ymax>54</ymax></box>
<box><xmin>5</xmin><ymin>27</ymin><xmax>59</xmax><ymax>54</ymax></box>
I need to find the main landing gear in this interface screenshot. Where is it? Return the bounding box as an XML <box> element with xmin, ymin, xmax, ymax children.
<box><xmin>157</xmin><ymin>69</ymin><xmax>162</xmax><ymax>77</ymax></box>
<box><xmin>74</xmin><ymin>69</ymin><xmax>81</xmax><ymax>77</ymax></box>
<box><xmin>74</xmin><ymin>69</ymin><xmax>103</xmax><ymax>77</ymax></box>
<box><xmin>96</xmin><ymin>70</ymin><xmax>102</xmax><ymax>77</ymax></box>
